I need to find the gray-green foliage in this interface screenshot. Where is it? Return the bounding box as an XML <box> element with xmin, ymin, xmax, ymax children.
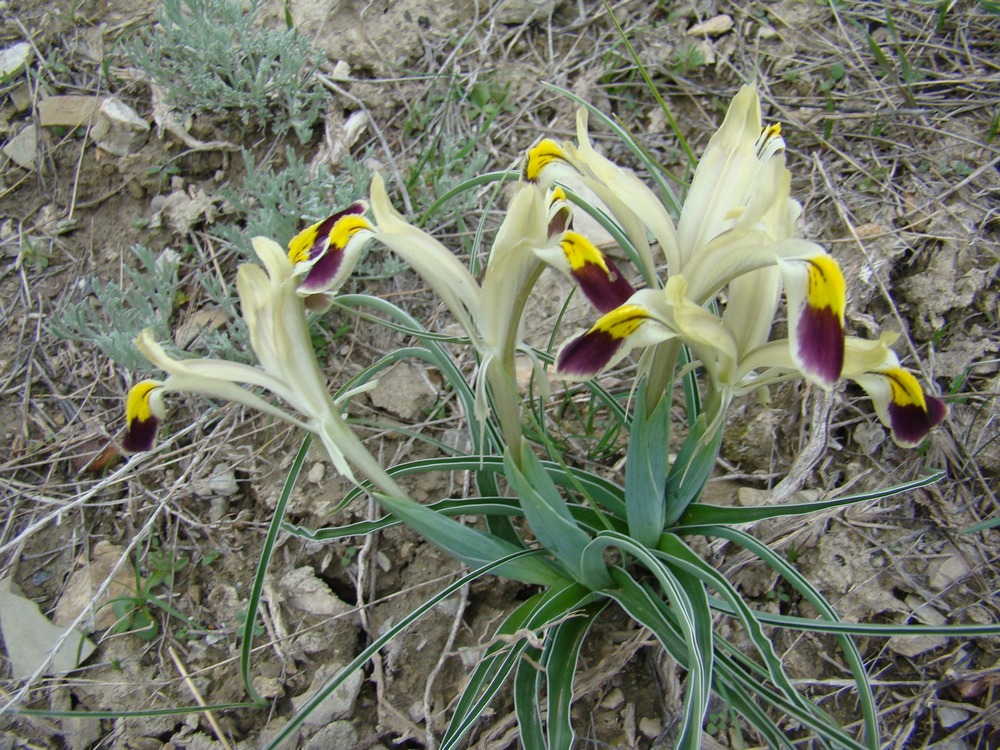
<box><xmin>125</xmin><ymin>0</ymin><xmax>328</xmax><ymax>143</ymax></box>
<box><xmin>217</xmin><ymin>148</ymin><xmax>372</xmax><ymax>253</ymax></box>
<box><xmin>49</xmin><ymin>246</ymin><xmax>182</xmax><ymax>371</ymax></box>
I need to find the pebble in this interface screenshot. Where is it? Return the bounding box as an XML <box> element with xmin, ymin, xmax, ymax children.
<box><xmin>600</xmin><ymin>687</ymin><xmax>625</xmax><ymax>710</ymax></box>
<box><xmin>292</xmin><ymin>663</ymin><xmax>363</xmax><ymax>726</ymax></box>
<box><xmin>0</xmin><ymin>42</ymin><xmax>32</xmax><ymax>82</ymax></box>
<box><xmin>687</xmin><ymin>14</ymin><xmax>734</xmax><ymax>37</ymax></box>
<box><xmin>303</xmin><ymin>721</ymin><xmax>357</xmax><ymax>750</ymax></box>
<box><xmin>307</xmin><ymin>461</ymin><xmax>326</xmax><ymax>485</ymax></box>
<box><xmin>937</xmin><ymin>705</ymin><xmax>971</xmax><ymax>728</ymax></box>
<box><xmin>91</xmin><ymin>97</ymin><xmax>150</xmax><ymax>155</ymax></box>
<box><xmin>2</xmin><ymin>124</ymin><xmax>38</xmax><ymax>168</ymax></box>
<box><xmin>193</xmin><ymin>467</ymin><xmax>238</xmax><ymax>498</ymax></box>
<box><xmin>638</xmin><ymin>716</ymin><xmax>662</xmax><ymax>739</ymax></box>
<box><xmin>38</xmin><ymin>95</ymin><xmax>105</xmax><ymax>128</ymax></box>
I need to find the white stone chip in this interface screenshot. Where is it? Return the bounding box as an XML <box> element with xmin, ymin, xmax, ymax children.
<box><xmin>0</xmin><ymin>42</ymin><xmax>33</xmax><ymax>82</ymax></box>
<box><xmin>91</xmin><ymin>97</ymin><xmax>150</xmax><ymax>156</ymax></box>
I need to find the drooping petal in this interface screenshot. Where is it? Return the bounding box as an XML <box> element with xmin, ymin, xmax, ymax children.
<box><xmin>778</xmin><ymin>254</ymin><xmax>846</xmax><ymax>389</ymax></box>
<box><xmin>532</xmin><ymin>230</ymin><xmax>635</xmax><ymax>313</ymax></box>
<box><xmin>134</xmin><ymin>329</ymin><xmax>300</xmax><ymax>409</ymax></box>
<box><xmin>851</xmin><ymin>368</ymin><xmax>948</xmax><ymax>447</ymax></box>
<box><xmin>842</xmin><ymin>336</ymin><xmax>948</xmax><ymax>448</ymax></box>
<box><xmin>288</xmin><ymin>203</ymin><xmax>374</xmax><ymax>295</ymax></box>
<box><xmin>556</xmin><ymin>290</ymin><xmax>675</xmax><ymax>379</ymax></box>
<box><xmin>123</xmin><ymin>380</ymin><xmax>165</xmax><ymax>452</ymax></box>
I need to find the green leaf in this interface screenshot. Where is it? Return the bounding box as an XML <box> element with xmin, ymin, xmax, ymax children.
<box><xmin>513</xmin><ymin>646</ymin><xmax>545</xmax><ymax>749</ymax></box>
<box><xmin>663</xmin><ymin>416</ymin><xmax>723</xmax><ymax>527</ymax></box>
<box><xmin>441</xmin><ymin>582</ymin><xmax>595</xmax><ymax>750</ymax></box>
<box><xmin>505</xmin><ymin>442</ymin><xmax>610</xmax><ymax>588</ymax></box>
<box><xmin>267</xmin><ymin>549</ymin><xmax>545</xmax><ymax>750</ymax></box>
<box><xmin>375</xmin><ymin>492</ymin><xmax>562</xmax><ymax>586</ymax></box>
<box><xmin>625</xmin><ymin>384</ymin><xmax>671</xmax><ymax>545</ymax></box>
<box><xmin>679</xmin><ymin>470</ymin><xmax>945</xmax><ymax>526</ymax></box>
<box><xmin>542</xmin><ymin>601</ymin><xmax>608</xmax><ymax>749</ymax></box>
<box><xmin>586</xmin><ymin>533</ymin><xmax>712</xmax><ymax>749</ymax></box>
<box><xmin>681</xmin><ymin>524</ymin><xmax>880</xmax><ymax>749</ymax></box>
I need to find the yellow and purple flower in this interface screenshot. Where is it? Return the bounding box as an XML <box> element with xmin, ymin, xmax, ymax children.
<box><xmin>526</xmin><ymin>83</ymin><xmax>945</xmax><ymax>446</ymax></box>
<box><xmin>288</xmin><ymin>202</ymin><xmax>374</xmax><ymax>306</ymax></box>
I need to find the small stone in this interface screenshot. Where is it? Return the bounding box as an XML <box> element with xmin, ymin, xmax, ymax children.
<box><xmin>937</xmin><ymin>705</ymin><xmax>971</xmax><ymax>728</ymax></box>
<box><xmin>3</xmin><ymin>124</ymin><xmax>38</xmax><ymax>168</ymax></box>
<box><xmin>252</xmin><ymin>675</ymin><xmax>285</xmax><ymax>699</ymax></box>
<box><xmin>193</xmin><ymin>467</ymin><xmax>238</xmax><ymax>498</ymax></box>
<box><xmin>330</xmin><ymin>60</ymin><xmax>351</xmax><ymax>81</ymax></box>
<box><xmin>368</xmin><ymin>361</ymin><xmax>438</xmax><ymax>421</ymax></box>
<box><xmin>0</xmin><ymin>42</ymin><xmax>33</xmax><ymax>82</ymax></box>
<box><xmin>600</xmin><ymin>687</ymin><xmax>625</xmax><ymax>709</ymax></box>
<box><xmin>208</xmin><ymin>496</ymin><xmax>230</xmax><ymax>523</ymax></box>
<box><xmin>930</xmin><ymin>545</ymin><xmax>973</xmax><ymax>592</ymax></box>
<box><xmin>687</xmin><ymin>14</ymin><xmax>734</xmax><ymax>37</ymax></box>
<box><xmin>161</xmin><ymin>188</ymin><xmax>219</xmax><ymax>234</ymax></box>
<box><xmin>279</xmin><ymin>566</ymin><xmax>358</xmax><ymax>618</ymax></box>
<box><xmin>292</xmin><ymin>664</ymin><xmax>363</xmax><ymax>726</ymax></box>
<box><xmin>307</xmin><ymin>462</ymin><xmax>326</xmax><ymax>485</ymax></box>
<box><xmin>10</xmin><ymin>83</ymin><xmax>31</xmax><ymax>112</ymax></box>
<box><xmin>257</xmin><ymin>718</ymin><xmax>300</xmax><ymax>750</ymax></box>
<box><xmin>303</xmin><ymin>721</ymin><xmax>357</xmax><ymax>750</ymax></box>
<box><xmin>38</xmin><ymin>95</ymin><xmax>105</xmax><ymax>128</ymax></box>
<box><xmin>91</xmin><ymin>97</ymin><xmax>149</xmax><ymax>156</ymax></box>
<box><xmin>638</xmin><ymin>716</ymin><xmax>662</xmax><ymax>739</ymax></box>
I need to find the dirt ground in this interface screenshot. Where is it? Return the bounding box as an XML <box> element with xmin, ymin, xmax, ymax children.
<box><xmin>1</xmin><ymin>0</ymin><xmax>998</xmax><ymax>748</ymax></box>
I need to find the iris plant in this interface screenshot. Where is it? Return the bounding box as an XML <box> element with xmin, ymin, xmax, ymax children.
<box><xmin>118</xmin><ymin>82</ymin><xmax>953</xmax><ymax>750</ymax></box>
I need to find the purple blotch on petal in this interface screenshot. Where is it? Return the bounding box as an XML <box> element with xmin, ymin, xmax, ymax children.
<box><xmin>557</xmin><ymin>329</ymin><xmax>624</xmax><ymax>378</ymax></box>
<box><xmin>298</xmin><ymin>245</ymin><xmax>345</xmax><ymax>293</ymax></box>
<box><xmin>122</xmin><ymin>417</ymin><xmax>158</xmax><ymax>453</ymax></box>
<box><xmin>796</xmin><ymin>306</ymin><xmax>844</xmax><ymax>387</ymax></box>
<box><xmin>573</xmin><ymin>258</ymin><xmax>636</xmax><ymax>314</ymax></box>
<box><xmin>889</xmin><ymin>395</ymin><xmax>948</xmax><ymax>448</ymax></box>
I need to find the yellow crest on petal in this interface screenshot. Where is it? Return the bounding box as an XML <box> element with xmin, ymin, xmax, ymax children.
<box><xmin>805</xmin><ymin>255</ymin><xmax>846</xmax><ymax>322</ymax></box>
<box><xmin>560</xmin><ymin>232</ymin><xmax>613</xmax><ymax>274</ymax></box>
<box><xmin>882</xmin><ymin>367</ymin><xmax>929</xmax><ymax>409</ymax></box>
<box><xmin>288</xmin><ymin>222</ymin><xmax>323</xmax><ymax>265</ymax></box>
<box><xmin>524</xmin><ymin>139</ymin><xmax>569</xmax><ymax>182</ymax></box>
<box><xmin>590</xmin><ymin>304</ymin><xmax>651</xmax><ymax>340</ymax></box>
<box><xmin>126</xmin><ymin>380</ymin><xmax>162</xmax><ymax>424</ymax></box>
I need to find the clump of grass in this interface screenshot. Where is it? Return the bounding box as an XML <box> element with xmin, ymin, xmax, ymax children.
<box><xmin>125</xmin><ymin>0</ymin><xmax>328</xmax><ymax>143</ymax></box>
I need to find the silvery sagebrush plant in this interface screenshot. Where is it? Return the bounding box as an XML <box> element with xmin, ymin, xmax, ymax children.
<box><xmin>116</xmin><ymin>83</ymin><xmax>974</xmax><ymax>749</ymax></box>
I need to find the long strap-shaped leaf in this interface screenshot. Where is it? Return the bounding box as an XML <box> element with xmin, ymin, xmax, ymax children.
<box><xmin>599</xmin><ymin>567</ymin><xmax>708</xmax><ymax>750</ymax></box>
<box><xmin>655</xmin><ymin>535</ymin><xmax>840</xmax><ymax>733</ymax></box>
<box><xmin>541</xmin><ymin>600</ymin><xmax>609</xmax><ymax>749</ymax></box>
<box><xmin>679</xmin><ymin>524</ymin><xmax>880</xmax><ymax>749</ymax></box>
<box><xmin>679</xmin><ymin>469</ymin><xmax>945</xmax><ymax>525</ymax></box>
<box><xmin>583</xmin><ymin>532</ymin><xmax>712</xmax><ymax>750</ymax></box>
<box><xmin>440</xmin><ymin>582</ymin><xmax>596</xmax><ymax>750</ymax></box>
<box><xmin>375</xmin><ymin>492</ymin><xmax>562</xmax><ymax>586</ymax></box>
<box><xmin>263</xmin><ymin>548</ymin><xmax>545</xmax><ymax>750</ymax></box>
<box><xmin>507</xmin><ymin>442</ymin><xmax>611</xmax><ymax>589</ymax></box>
